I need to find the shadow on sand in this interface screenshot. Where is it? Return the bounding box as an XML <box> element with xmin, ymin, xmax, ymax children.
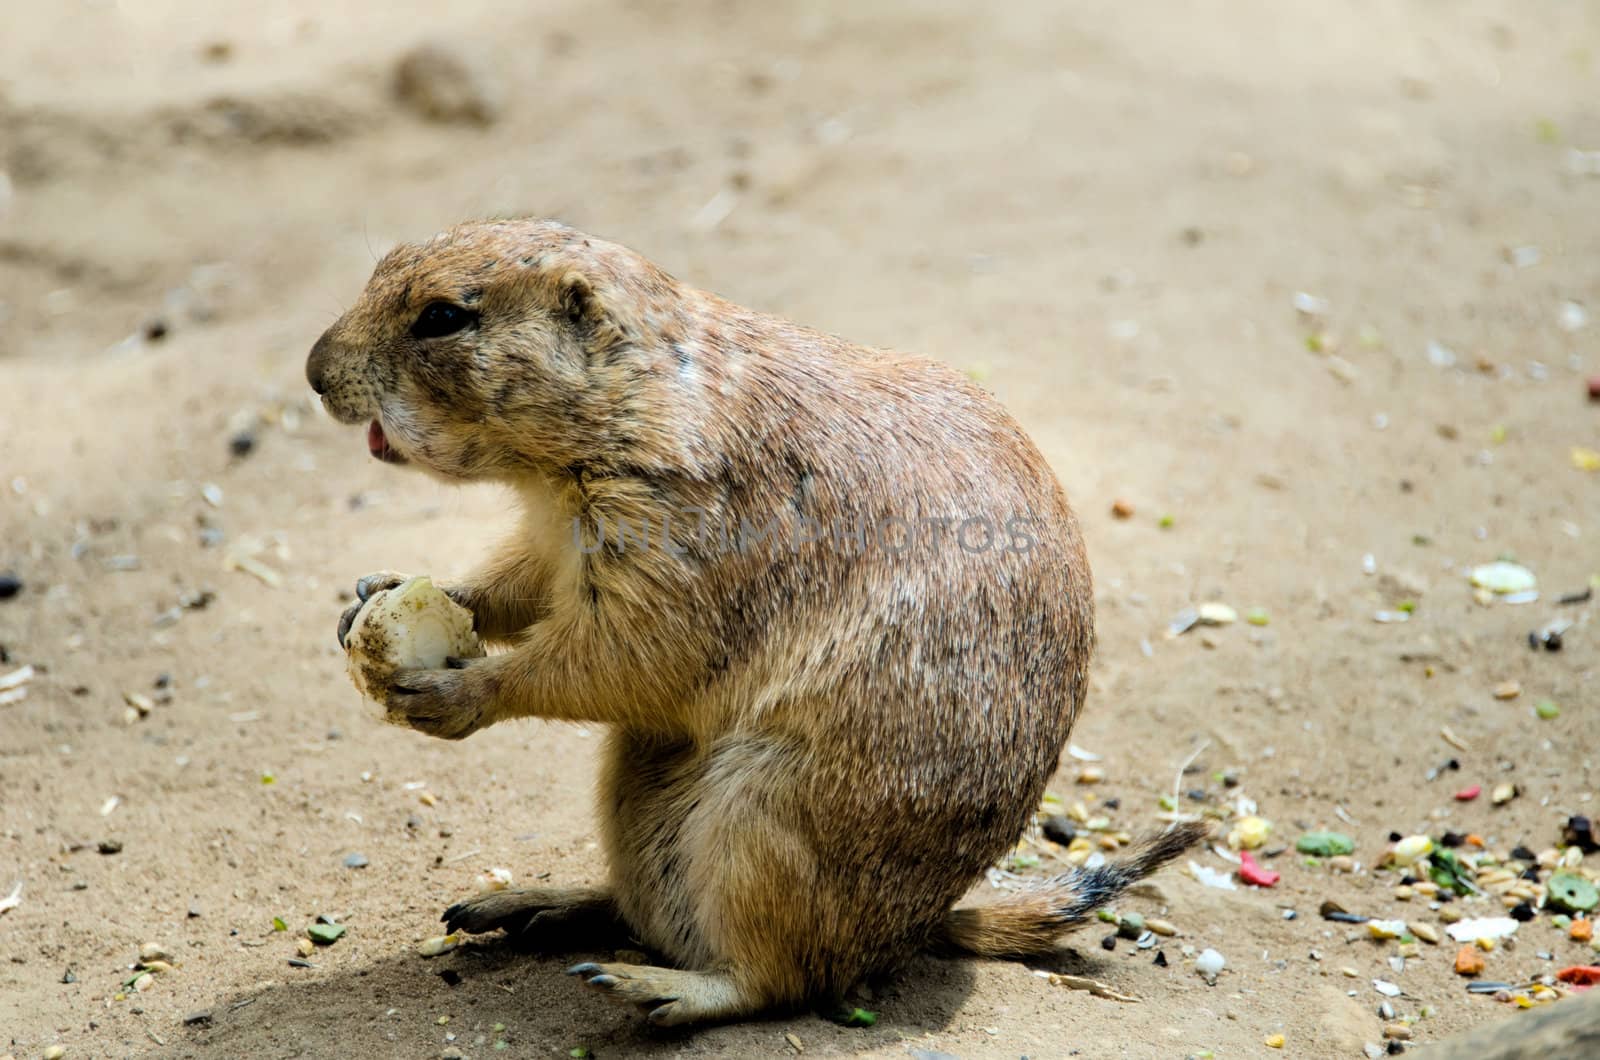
<box><xmin>157</xmin><ymin>937</ymin><xmax>1000</xmax><ymax>1058</ymax></box>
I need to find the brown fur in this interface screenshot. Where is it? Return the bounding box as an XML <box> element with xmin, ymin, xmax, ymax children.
<box><xmin>306</xmin><ymin>219</ymin><xmax>1205</xmax><ymax>1025</ymax></box>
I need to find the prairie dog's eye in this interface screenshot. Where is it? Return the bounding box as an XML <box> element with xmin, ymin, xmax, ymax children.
<box><xmin>410</xmin><ymin>302</ymin><xmax>477</xmax><ymax>339</ymax></box>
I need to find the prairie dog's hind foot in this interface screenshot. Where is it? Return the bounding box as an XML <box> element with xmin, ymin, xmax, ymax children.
<box><xmin>444</xmin><ymin>886</ymin><xmax>629</xmax><ymax>953</ymax></box>
<box><xmin>567</xmin><ymin>962</ymin><xmax>757</xmax><ymax>1027</ymax></box>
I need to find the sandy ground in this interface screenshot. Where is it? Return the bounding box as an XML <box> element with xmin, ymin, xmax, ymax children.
<box><xmin>2</xmin><ymin>1</ymin><xmax>1598</xmax><ymax>1057</ymax></box>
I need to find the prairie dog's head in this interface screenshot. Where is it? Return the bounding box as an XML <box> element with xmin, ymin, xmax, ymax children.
<box><xmin>306</xmin><ymin>219</ymin><xmax>688</xmax><ymax>481</ymax></box>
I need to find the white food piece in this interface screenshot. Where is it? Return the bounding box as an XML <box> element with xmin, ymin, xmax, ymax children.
<box><xmin>343</xmin><ymin>576</ymin><xmax>484</xmax><ymax>712</ymax></box>
<box><xmin>1188</xmin><ymin>860</ymin><xmax>1238</xmax><ymax>891</ymax></box>
<box><xmin>1445</xmin><ymin>917</ymin><xmax>1520</xmax><ymax>943</ymax></box>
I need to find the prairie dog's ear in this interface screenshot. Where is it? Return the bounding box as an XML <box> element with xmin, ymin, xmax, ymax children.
<box><xmin>558</xmin><ymin>270</ymin><xmax>599</xmax><ymax>326</ymax></box>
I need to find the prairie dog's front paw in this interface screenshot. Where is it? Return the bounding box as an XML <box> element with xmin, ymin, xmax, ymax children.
<box><xmin>337</xmin><ymin>571</ymin><xmax>411</xmax><ymax>648</ymax></box>
<box><xmin>387</xmin><ymin>656</ymin><xmax>500</xmax><ymax>740</ymax></box>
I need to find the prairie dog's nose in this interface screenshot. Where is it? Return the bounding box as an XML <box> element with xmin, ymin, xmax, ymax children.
<box><xmin>306</xmin><ymin>332</ymin><xmax>334</xmax><ymax>394</ymax></box>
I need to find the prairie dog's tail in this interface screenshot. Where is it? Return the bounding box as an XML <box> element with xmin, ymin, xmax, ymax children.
<box><xmin>932</xmin><ymin>821</ymin><xmax>1209</xmax><ymax>958</ymax></box>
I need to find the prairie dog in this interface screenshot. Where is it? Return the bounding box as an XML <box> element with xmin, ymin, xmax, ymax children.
<box><xmin>306</xmin><ymin>219</ymin><xmax>1204</xmax><ymax>1026</ymax></box>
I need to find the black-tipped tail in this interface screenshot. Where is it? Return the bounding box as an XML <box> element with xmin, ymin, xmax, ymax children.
<box><xmin>932</xmin><ymin>820</ymin><xmax>1208</xmax><ymax>958</ymax></box>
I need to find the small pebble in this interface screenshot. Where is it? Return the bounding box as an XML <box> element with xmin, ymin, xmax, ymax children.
<box><xmin>1110</xmin><ymin>498</ymin><xmax>1135</xmax><ymax>519</ymax></box>
<box><xmin>1382</xmin><ymin>1024</ymin><xmax>1412</xmax><ymax>1042</ymax></box>
<box><xmin>343</xmin><ymin>852</ymin><xmax>369</xmax><ymax>869</ymax></box>
<box><xmin>97</xmin><ymin>839</ymin><xmax>123</xmax><ymax>855</ymax></box>
<box><xmin>0</xmin><ymin>572</ymin><xmax>21</xmax><ymax>600</ymax></box>
<box><xmin>1373</xmin><ymin>979</ymin><xmax>1401</xmax><ymax>998</ymax></box>
<box><xmin>1409</xmin><ymin>922</ymin><xmax>1439</xmax><ymax>944</ymax></box>
<box><xmin>1265</xmin><ymin>1034</ymin><xmax>1285</xmax><ymax>1049</ymax></box>
<box><xmin>138</xmin><ymin>942</ymin><xmax>168</xmax><ymax>963</ymax></box>
<box><xmin>1492</xmin><ymin>681</ymin><xmax>1521</xmax><ymax>700</ymax></box>
<box><xmin>183</xmin><ymin>1010</ymin><xmax>213</xmax><ymax>1026</ymax></box>
<box><xmin>1492</xmin><ymin>782</ymin><xmax>1517</xmax><ymax>805</ymax></box>
<box><xmin>1195</xmin><ymin>947</ymin><xmax>1226</xmax><ymax>984</ymax></box>
<box><xmin>229</xmin><ymin>431</ymin><xmax>257</xmax><ymax>458</ymax></box>
<box><xmin>295</xmin><ymin>938</ymin><xmax>315</xmax><ymax>958</ymax></box>
<box><xmin>1041</xmin><ymin>815</ymin><xmax>1077</xmax><ymax>846</ymax></box>
<box><xmin>1117</xmin><ymin>912</ymin><xmax>1145</xmax><ymax>940</ymax></box>
<box><xmin>44</xmin><ymin>1048</ymin><xmax>65</xmax><ymax>1060</ymax></box>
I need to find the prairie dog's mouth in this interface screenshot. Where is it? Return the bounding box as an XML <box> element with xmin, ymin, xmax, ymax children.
<box><xmin>368</xmin><ymin>419</ymin><xmax>408</xmax><ymax>465</ymax></box>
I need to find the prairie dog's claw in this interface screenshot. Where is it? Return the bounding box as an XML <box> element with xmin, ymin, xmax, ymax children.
<box><xmin>355</xmin><ymin>571</ymin><xmax>407</xmax><ymax>602</ymax></box>
<box><xmin>338</xmin><ymin>571</ymin><xmax>410</xmax><ymax>648</ymax></box>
